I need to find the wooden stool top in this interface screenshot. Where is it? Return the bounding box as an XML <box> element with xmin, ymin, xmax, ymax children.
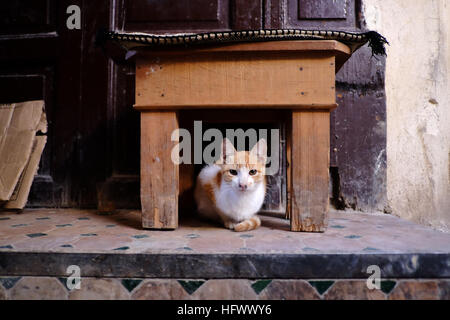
<box><xmin>135</xmin><ymin>40</ymin><xmax>351</xmax><ymax>111</ymax></box>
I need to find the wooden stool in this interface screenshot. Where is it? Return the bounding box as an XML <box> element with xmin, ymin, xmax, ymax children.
<box><xmin>134</xmin><ymin>40</ymin><xmax>351</xmax><ymax>232</ymax></box>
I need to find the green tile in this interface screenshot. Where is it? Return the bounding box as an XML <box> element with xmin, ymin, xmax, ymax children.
<box><xmin>178</xmin><ymin>280</ymin><xmax>205</xmax><ymax>295</ymax></box>
<box><xmin>113</xmin><ymin>246</ymin><xmax>129</xmax><ymax>251</ymax></box>
<box><xmin>176</xmin><ymin>247</ymin><xmax>193</xmax><ymax>251</ymax></box>
<box><xmin>27</xmin><ymin>233</ymin><xmax>47</xmax><ymax>238</ymax></box>
<box><xmin>56</xmin><ymin>224</ymin><xmax>72</xmax><ymax>227</ymax></box>
<box><xmin>380</xmin><ymin>280</ymin><xmax>396</xmax><ymax>294</ymax></box>
<box><xmin>58</xmin><ymin>277</ymin><xmax>68</xmax><ymax>289</ymax></box>
<box><xmin>77</xmin><ymin>217</ymin><xmax>90</xmax><ymax>220</ymax></box>
<box><xmin>132</xmin><ymin>234</ymin><xmax>149</xmax><ymax>239</ymax></box>
<box><xmin>36</xmin><ymin>217</ymin><xmax>50</xmax><ymax>220</ymax></box>
<box><xmin>106</xmin><ymin>224</ymin><xmax>116</xmax><ymax>228</ymax></box>
<box><xmin>330</xmin><ymin>225</ymin><xmax>345</xmax><ymax>229</ymax></box>
<box><xmin>309</xmin><ymin>281</ymin><xmax>334</xmax><ymax>295</ymax></box>
<box><xmin>0</xmin><ymin>217</ymin><xmax>11</xmax><ymax>221</ymax></box>
<box><xmin>58</xmin><ymin>277</ymin><xmax>76</xmax><ymax>291</ymax></box>
<box><xmin>344</xmin><ymin>235</ymin><xmax>362</xmax><ymax>239</ymax></box>
<box><xmin>251</xmin><ymin>280</ymin><xmax>272</xmax><ymax>294</ymax></box>
<box><xmin>240</xmin><ymin>234</ymin><xmax>254</xmax><ymax>238</ymax></box>
<box><xmin>80</xmin><ymin>233</ymin><xmax>97</xmax><ymax>236</ymax></box>
<box><xmin>11</xmin><ymin>224</ymin><xmax>27</xmax><ymax>227</ymax></box>
<box><xmin>0</xmin><ymin>277</ymin><xmax>21</xmax><ymax>289</ymax></box>
<box><xmin>60</xmin><ymin>244</ymin><xmax>73</xmax><ymax>248</ymax></box>
<box><xmin>0</xmin><ymin>245</ymin><xmax>13</xmax><ymax>249</ymax></box>
<box><xmin>121</xmin><ymin>279</ymin><xmax>142</xmax><ymax>292</ymax></box>
<box><xmin>363</xmin><ymin>247</ymin><xmax>380</xmax><ymax>252</ymax></box>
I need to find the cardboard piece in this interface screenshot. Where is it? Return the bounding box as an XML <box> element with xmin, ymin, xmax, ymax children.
<box><xmin>0</xmin><ymin>100</ymin><xmax>47</xmax><ymax>209</ymax></box>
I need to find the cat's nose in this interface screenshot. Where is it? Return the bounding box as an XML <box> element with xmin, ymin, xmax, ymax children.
<box><xmin>238</xmin><ymin>183</ymin><xmax>248</xmax><ymax>190</ymax></box>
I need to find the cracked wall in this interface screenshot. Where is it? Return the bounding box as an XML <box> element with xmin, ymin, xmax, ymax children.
<box><xmin>364</xmin><ymin>0</ymin><xmax>450</xmax><ymax>231</ymax></box>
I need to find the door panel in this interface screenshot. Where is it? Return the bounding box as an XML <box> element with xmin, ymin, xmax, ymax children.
<box><xmin>0</xmin><ymin>0</ymin><xmax>56</xmax><ymax>35</ymax></box>
<box><xmin>281</xmin><ymin>0</ymin><xmax>360</xmax><ymax>29</ymax></box>
<box><xmin>298</xmin><ymin>0</ymin><xmax>348</xmax><ymax>20</ymax></box>
<box><xmin>123</xmin><ymin>0</ymin><xmax>230</xmax><ymax>32</ymax></box>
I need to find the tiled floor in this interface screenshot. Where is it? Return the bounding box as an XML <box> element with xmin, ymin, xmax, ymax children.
<box><xmin>0</xmin><ymin>208</ymin><xmax>448</xmax><ymax>254</ymax></box>
<box><xmin>1</xmin><ymin>209</ymin><xmax>449</xmax><ymax>299</ymax></box>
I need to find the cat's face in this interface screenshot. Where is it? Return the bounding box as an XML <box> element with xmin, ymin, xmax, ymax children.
<box><xmin>219</xmin><ymin>138</ymin><xmax>267</xmax><ymax>192</ymax></box>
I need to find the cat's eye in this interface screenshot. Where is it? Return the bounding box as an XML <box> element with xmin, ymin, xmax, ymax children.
<box><xmin>229</xmin><ymin>169</ymin><xmax>238</xmax><ymax>176</ymax></box>
<box><xmin>249</xmin><ymin>169</ymin><xmax>257</xmax><ymax>176</ymax></box>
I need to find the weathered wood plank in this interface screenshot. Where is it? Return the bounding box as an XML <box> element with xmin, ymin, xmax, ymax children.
<box><xmin>135</xmin><ymin>41</ymin><xmax>344</xmax><ymax>110</ymax></box>
<box><xmin>290</xmin><ymin>111</ymin><xmax>330</xmax><ymax>232</ymax></box>
<box><xmin>141</xmin><ymin>111</ymin><xmax>179</xmax><ymax>229</ymax></box>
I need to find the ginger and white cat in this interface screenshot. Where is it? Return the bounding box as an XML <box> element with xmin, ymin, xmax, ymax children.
<box><xmin>194</xmin><ymin>138</ymin><xmax>267</xmax><ymax>232</ymax></box>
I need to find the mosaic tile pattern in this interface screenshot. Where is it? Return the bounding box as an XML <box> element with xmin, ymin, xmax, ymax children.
<box><xmin>251</xmin><ymin>280</ymin><xmax>272</xmax><ymax>294</ymax></box>
<box><xmin>0</xmin><ymin>277</ymin><xmax>448</xmax><ymax>300</ymax></box>
<box><xmin>178</xmin><ymin>280</ymin><xmax>206</xmax><ymax>295</ymax></box>
<box><xmin>192</xmin><ymin>279</ymin><xmax>258</xmax><ymax>300</ymax></box>
<box><xmin>258</xmin><ymin>280</ymin><xmax>320</xmax><ymax>300</ymax></box>
<box><xmin>0</xmin><ymin>209</ymin><xmax>449</xmax><ymax>254</ymax></box>
<box><xmin>68</xmin><ymin>278</ymin><xmax>129</xmax><ymax>300</ymax></box>
<box><xmin>438</xmin><ymin>280</ymin><xmax>450</xmax><ymax>299</ymax></box>
<box><xmin>0</xmin><ymin>277</ymin><xmax>21</xmax><ymax>290</ymax></box>
<box><xmin>308</xmin><ymin>281</ymin><xmax>334</xmax><ymax>295</ymax></box>
<box><xmin>324</xmin><ymin>280</ymin><xmax>386</xmax><ymax>300</ymax></box>
<box><xmin>131</xmin><ymin>279</ymin><xmax>190</xmax><ymax>300</ymax></box>
<box><xmin>121</xmin><ymin>279</ymin><xmax>143</xmax><ymax>292</ymax></box>
<box><xmin>0</xmin><ymin>283</ymin><xmax>5</xmax><ymax>300</ymax></box>
<box><xmin>0</xmin><ymin>209</ymin><xmax>449</xmax><ymax>299</ymax></box>
<box><xmin>8</xmin><ymin>277</ymin><xmax>68</xmax><ymax>300</ymax></box>
<box><xmin>388</xmin><ymin>280</ymin><xmax>440</xmax><ymax>300</ymax></box>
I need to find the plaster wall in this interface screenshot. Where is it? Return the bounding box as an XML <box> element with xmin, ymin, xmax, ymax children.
<box><xmin>363</xmin><ymin>0</ymin><xmax>450</xmax><ymax>231</ymax></box>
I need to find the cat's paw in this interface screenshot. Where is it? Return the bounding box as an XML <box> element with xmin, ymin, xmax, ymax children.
<box><xmin>234</xmin><ymin>216</ymin><xmax>261</xmax><ymax>232</ymax></box>
<box><xmin>224</xmin><ymin>221</ymin><xmax>237</xmax><ymax>230</ymax></box>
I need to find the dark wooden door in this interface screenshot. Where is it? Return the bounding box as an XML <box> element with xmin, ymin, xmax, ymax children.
<box><xmin>0</xmin><ymin>0</ymin><xmax>112</xmax><ymax>208</ymax></box>
<box><xmin>0</xmin><ymin>0</ymin><xmax>386</xmax><ymax>213</ymax></box>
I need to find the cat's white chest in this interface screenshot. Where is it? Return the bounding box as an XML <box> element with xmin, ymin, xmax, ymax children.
<box><xmin>215</xmin><ymin>183</ymin><xmax>265</xmax><ymax>222</ymax></box>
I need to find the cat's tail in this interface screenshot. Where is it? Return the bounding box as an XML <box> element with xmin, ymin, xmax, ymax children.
<box><xmin>234</xmin><ymin>216</ymin><xmax>261</xmax><ymax>232</ymax></box>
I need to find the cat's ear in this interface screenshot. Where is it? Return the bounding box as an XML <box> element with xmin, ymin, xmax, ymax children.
<box><xmin>250</xmin><ymin>139</ymin><xmax>267</xmax><ymax>163</ymax></box>
<box><xmin>221</xmin><ymin>138</ymin><xmax>236</xmax><ymax>164</ymax></box>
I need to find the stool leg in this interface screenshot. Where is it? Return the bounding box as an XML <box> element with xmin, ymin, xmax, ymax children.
<box><xmin>141</xmin><ymin>111</ymin><xmax>179</xmax><ymax>229</ymax></box>
<box><xmin>290</xmin><ymin>111</ymin><xmax>329</xmax><ymax>232</ymax></box>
